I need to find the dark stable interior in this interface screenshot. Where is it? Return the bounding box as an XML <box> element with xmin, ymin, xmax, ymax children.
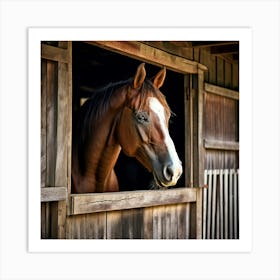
<box><xmin>72</xmin><ymin>42</ymin><xmax>185</xmax><ymax>191</ymax></box>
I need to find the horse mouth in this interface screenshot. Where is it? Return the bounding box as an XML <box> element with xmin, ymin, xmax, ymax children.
<box><xmin>152</xmin><ymin>172</ymin><xmax>170</xmax><ymax>189</ymax></box>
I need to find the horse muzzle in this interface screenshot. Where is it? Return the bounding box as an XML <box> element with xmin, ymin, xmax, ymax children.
<box><xmin>153</xmin><ymin>160</ymin><xmax>183</xmax><ymax>188</ymax></box>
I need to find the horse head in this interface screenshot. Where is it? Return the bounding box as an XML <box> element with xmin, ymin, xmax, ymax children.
<box><xmin>117</xmin><ymin>63</ymin><xmax>183</xmax><ymax>188</ymax></box>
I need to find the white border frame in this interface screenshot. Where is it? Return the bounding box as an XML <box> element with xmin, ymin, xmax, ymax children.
<box><xmin>1</xmin><ymin>1</ymin><xmax>279</xmax><ymax>279</ymax></box>
<box><xmin>28</xmin><ymin>27</ymin><xmax>252</xmax><ymax>253</ymax></box>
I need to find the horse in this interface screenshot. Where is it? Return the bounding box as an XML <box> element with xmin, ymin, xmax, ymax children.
<box><xmin>72</xmin><ymin>63</ymin><xmax>183</xmax><ymax>193</ymax></box>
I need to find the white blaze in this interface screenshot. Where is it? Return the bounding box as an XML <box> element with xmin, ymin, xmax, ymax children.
<box><xmin>148</xmin><ymin>97</ymin><xmax>182</xmax><ymax>184</ymax></box>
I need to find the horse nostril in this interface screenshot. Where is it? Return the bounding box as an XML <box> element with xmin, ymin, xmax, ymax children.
<box><xmin>163</xmin><ymin>164</ymin><xmax>174</xmax><ymax>182</ymax></box>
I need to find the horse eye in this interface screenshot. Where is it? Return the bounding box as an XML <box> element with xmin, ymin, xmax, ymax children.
<box><xmin>135</xmin><ymin>112</ymin><xmax>149</xmax><ymax>123</ymax></box>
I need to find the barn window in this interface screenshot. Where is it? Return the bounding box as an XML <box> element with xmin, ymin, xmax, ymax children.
<box><xmin>72</xmin><ymin>42</ymin><xmax>185</xmax><ymax>191</ymax></box>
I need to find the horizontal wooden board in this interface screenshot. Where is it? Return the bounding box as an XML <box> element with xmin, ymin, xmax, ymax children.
<box><xmin>41</xmin><ymin>187</ymin><xmax>67</xmax><ymax>202</ymax></box>
<box><xmin>205</xmin><ymin>83</ymin><xmax>239</xmax><ymax>100</ymax></box>
<box><xmin>71</xmin><ymin>188</ymin><xmax>197</xmax><ymax>215</ymax></box>
<box><xmin>86</xmin><ymin>41</ymin><xmax>205</xmax><ymax>74</ymax></box>
<box><xmin>204</xmin><ymin>139</ymin><xmax>239</xmax><ymax>151</ymax></box>
<box><xmin>41</xmin><ymin>44</ymin><xmax>69</xmax><ymax>63</ymax></box>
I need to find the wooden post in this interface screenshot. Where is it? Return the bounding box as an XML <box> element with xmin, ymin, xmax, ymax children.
<box><xmin>195</xmin><ymin>67</ymin><xmax>205</xmax><ymax>239</ymax></box>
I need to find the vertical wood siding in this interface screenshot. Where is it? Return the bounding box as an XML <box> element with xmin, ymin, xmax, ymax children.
<box><xmin>65</xmin><ymin>203</ymin><xmax>196</xmax><ymax>239</ymax></box>
<box><xmin>41</xmin><ymin>42</ymin><xmax>71</xmax><ymax>239</ymax></box>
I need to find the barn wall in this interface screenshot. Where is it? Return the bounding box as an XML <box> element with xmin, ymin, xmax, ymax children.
<box><xmin>41</xmin><ymin>42</ymin><xmax>72</xmax><ymax>239</ymax></box>
<box><xmin>66</xmin><ymin>203</ymin><xmax>197</xmax><ymax>239</ymax></box>
<box><xmin>144</xmin><ymin>42</ymin><xmax>239</xmax><ymax>91</ymax></box>
<box><xmin>203</xmin><ymin>91</ymin><xmax>239</xmax><ymax>169</ymax></box>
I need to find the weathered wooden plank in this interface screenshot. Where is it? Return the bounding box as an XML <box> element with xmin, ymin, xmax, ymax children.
<box><xmin>66</xmin><ymin>212</ymin><xmax>106</xmax><ymax>239</ymax></box>
<box><xmin>234</xmin><ymin>170</ymin><xmax>239</xmax><ymax>239</ymax></box>
<box><xmin>206</xmin><ymin>170</ymin><xmax>212</xmax><ymax>239</ymax></box>
<box><xmin>193</xmin><ymin>48</ymin><xmax>200</xmax><ymax>62</ymax></box>
<box><xmin>121</xmin><ymin>208</ymin><xmax>143</xmax><ymax>239</ymax></box>
<box><xmin>211</xmin><ymin>170</ymin><xmax>217</xmax><ymax>239</ymax></box>
<box><xmin>46</xmin><ymin>61</ymin><xmax>57</xmax><ymax>187</ymax></box>
<box><xmin>153</xmin><ymin>206</ymin><xmax>165</xmax><ymax>239</ymax></box>
<box><xmin>41</xmin><ymin>44</ymin><xmax>69</xmax><ymax>63</ymax></box>
<box><xmin>185</xmin><ymin>203</ymin><xmax>191</xmax><ymax>239</ymax></box>
<box><xmin>184</xmin><ymin>74</ymin><xmax>192</xmax><ymax>187</ymax></box>
<box><xmin>41</xmin><ymin>59</ymin><xmax>47</xmax><ymax>188</ymax></box>
<box><xmin>192</xmin><ymin>78</ymin><xmax>199</xmax><ymax>187</ymax></box>
<box><xmin>216</xmin><ymin>186</ymin><xmax>220</xmax><ymax>239</ymax></box>
<box><xmin>177</xmin><ymin>204</ymin><xmax>187</xmax><ymax>239</ymax></box>
<box><xmin>50</xmin><ymin>202</ymin><xmax>58</xmax><ymax>238</ymax></box>
<box><xmin>41</xmin><ymin>186</ymin><xmax>67</xmax><ymax>202</ymax></box>
<box><xmin>165</xmin><ymin>205</ymin><xmax>171</xmax><ymax>239</ymax></box>
<box><xmin>196</xmin><ymin>187</ymin><xmax>203</xmax><ymax>239</ymax></box>
<box><xmin>152</xmin><ymin>206</ymin><xmax>160</xmax><ymax>239</ymax></box>
<box><xmin>132</xmin><ymin>208</ymin><xmax>144</xmax><ymax>239</ymax></box>
<box><xmin>224</xmin><ymin>61</ymin><xmax>232</xmax><ymax>88</ymax></box>
<box><xmin>96</xmin><ymin>212</ymin><xmax>107</xmax><ymax>239</ymax></box>
<box><xmin>204</xmin><ymin>139</ymin><xmax>239</xmax><ymax>151</ymax></box>
<box><xmin>219</xmin><ymin>169</ymin><xmax>224</xmax><ymax>239</ymax></box>
<box><xmin>198</xmin><ymin>69</ymin><xmax>205</xmax><ymax>187</ymax></box>
<box><xmin>202</xmin><ymin>170</ymin><xmax>208</xmax><ymax>239</ymax></box>
<box><xmin>41</xmin><ymin>202</ymin><xmax>50</xmax><ymax>238</ymax></box>
<box><xmin>216</xmin><ymin>57</ymin><xmax>225</xmax><ymax>87</ymax></box>
<box><xmin>229</xmin><ymin>169</ymin><xmax>234</xmax><ymax>239</ymax></box>
<box><xmin>205</xmin><ymin>83</ymin><xmax>239</xmax><ymax>100</ymax></box>
<box><xmin>121</xmin><ymin>209</ymin><xmax>134</xmax><ymax>239</ymax></box>
<box><xmin>199</xmin><ymin>48</ymin><xmax>209</xmax><ymax>82</ymax></box>
<box><xmin>189</xmin><ymin>202</ymin><xmax>197</xmax><ymax>238</ymax></box>
<box><xmin>55</xmin><ymin>61</ymin><xmax>68</xmax><ymax>187</ymax></box>
<box><xmin>169</xmin><ymin>204</ymin><xmax>178</xmax><ymax>239</ymax></box>
<box><xmin>160</xmin><ymin>206</ymin><xmax>166</xmax><ymax>239</ymax></box>
<box><xmin>106</xmin><ymin>210</ymin><xmax>122</xmax><ymax>239</ymax></box>
<box><xmin>224</xmin><ymin>169</ymin><xmax>229</xmax><ymax>239</ymax></box>
<box><xmin>143</xmin><ymin>41</ymin><xmax>194</xmax><ymax>60</ymax></box>
<box><xmin>86</xmin><ymin>41</ymin><xmax>200</xmax><ymax>74</ymax></box>
<box><xmin>143</xmin><ymin>207</ymin><xmax>153</xmax><ymax>239</ymax></box>
<box><xmin>57</xmin><ymin>201</ymin><xmax>67</xmax><ymax>238</ymax></box>
<box><xmin>232</xmin><ymin>63</ymin><xmax>239</xmax><ymax>90</ymax></box>
<box><xmin>71</xmin><ymin>188</ymin><xmax>197</xmax><ymax>215</ymax></box>
<box><xmin>66</xmin><ymin>41</ymin><xmax>73</xmax><ymax>204</ymax></box>
<box><xmin>208</xmin><ymin>55</ymin><xmax>217</xmax><ymax>85</ymax></box>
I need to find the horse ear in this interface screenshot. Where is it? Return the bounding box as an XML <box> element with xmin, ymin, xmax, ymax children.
<box><xmin>133</xmin><ymin>63</ymin><xmax>146</xmax><ymax>89</ymax></box>
<box><xmin>153</xmin><ymin>67</ymin><xmax>166</xmax><ymax>89</ymax></box>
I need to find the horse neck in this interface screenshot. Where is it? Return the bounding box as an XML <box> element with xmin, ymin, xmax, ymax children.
<box><xmin>73</xmin><ymin>89</ymin><xmax>127</xmax><ymax>193</ymax></box>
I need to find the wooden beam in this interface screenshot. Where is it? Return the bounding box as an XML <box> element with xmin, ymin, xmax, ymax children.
<box><xmin>191</xmin><ymin>41</ymin><xmax>238</xmax><ymax>48</ymax></box>
<box><xmin>86</xmin><ymin>41</ymin><xmax>201</xmax><ymax>74</ymax></box>
<box><xmin>205</xmin><ymin>83</ymin><xmax>239</xmax><ymax>100</ymax></box>
<box><xmin>204</xmin><ymin>139</ymin><xmax>239</xmax><ymax>151</ymax></box>
<box><xmin>41</xmin><ymin>44</ymin><xmax>69</xmax><ymax>63</ymax></box>
<box><xmin>143</xmin><ymin>41</ymin><xmax>194</xmax><ymax>60</ymax></box>
<box><xmin>70</xmin><ymin>188</ymin><xmax>197</xmax><ymax>215</ymax></box>
<box><xmin>41</xmin><ymin>187</ymin><xmax>67</xmax><ymax>202</ymax></box>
